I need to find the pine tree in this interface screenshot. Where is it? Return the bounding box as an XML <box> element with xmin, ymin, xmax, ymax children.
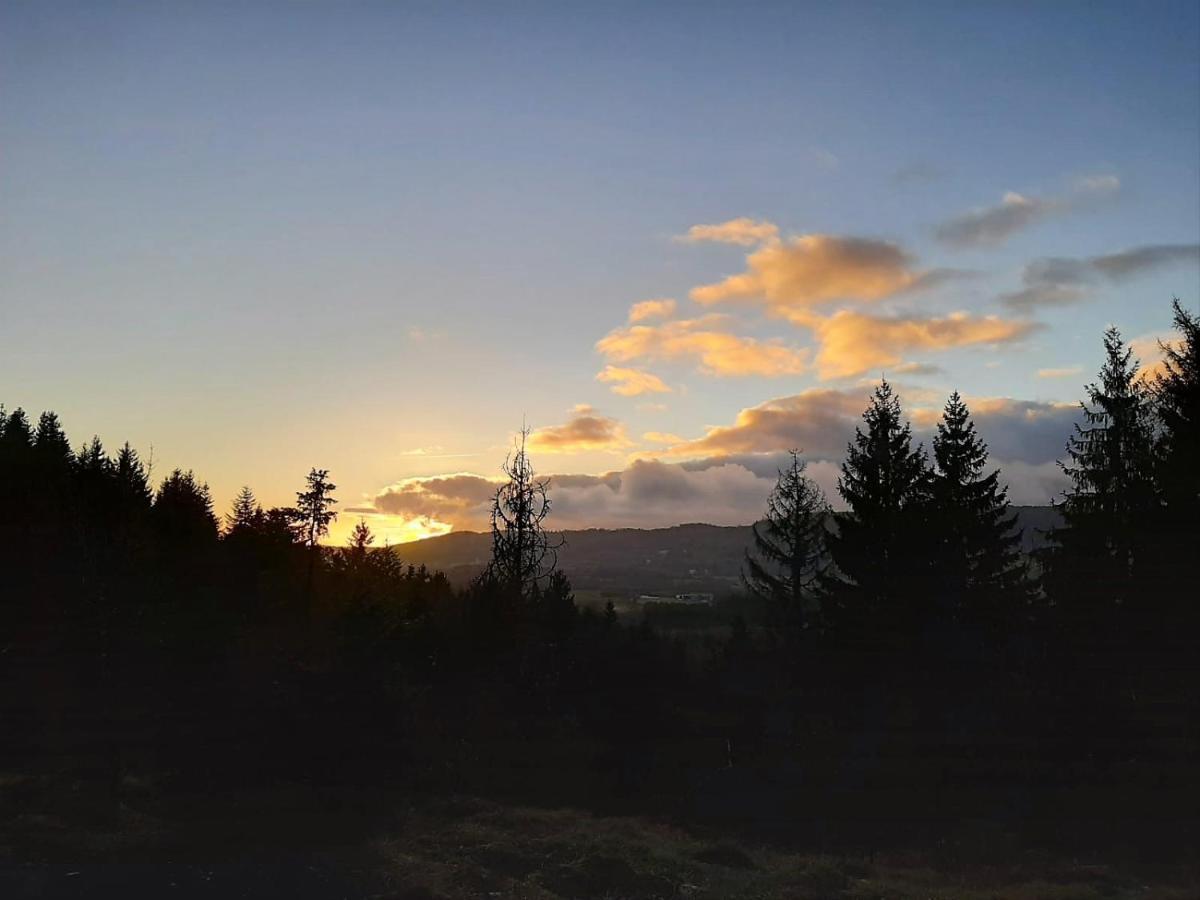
<box><xmin>33</xmin><ymin>412</ymin><xmax>74</xmax><ymax>474</ymax></box>
<box><xmin>290</xmin><ymin>468</ymin><xmax>338</xmax><ymax>548</ymax></box>
<box><xmin>826</xmin><ymin>380</ymin><xmax>933</xmax><ymax>636</ymax></box>
<box><xmin>0</xmin><ymin>407</ymin><xmax>33</xmax><ymax>460</ymax></box>
<box><xmin>1047</xmin><ymin>326</ymin><xmax>1157</xmax><ymax>612</ymax></box>
<box><xmin>1148</xmin><ymin>299</ymin><xmax>1199</xmax><ymax>623</ymax></box>
<box><xmin>153</xmin><ymin>469</ymin><xmax>219</xmax><ymax>546</ymax></box>
<box><xmin>225</xmin><ymin>485</ymin><xmax>263</xmax><ymax>536</ymax></box>
<box><xmin>929</xmin><ymin>392</ymin><xmax>1025</xmax><ymax>625</ymax></box>
<box><xmin>743</xmin><ymin>450</ymin><xmax>829</xmax><ymax>635</ymax></box>
<box><xmin>1151</xmin><ymin>299</ymin><xmax>1199</xmax><ymax>515</ymax></box>
<box><xmin>114</xmin><ymin>443</ymin><xmax>152</xmax><ymax>509</ymax></box>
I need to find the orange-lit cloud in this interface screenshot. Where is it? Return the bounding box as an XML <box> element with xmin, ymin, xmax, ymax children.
<box><xmin>690</xmin><ymin>234</ymin><xmax>921</xmax><ymax>309</ymax></box>
<box><xmin>596</xmin><ymin>365</ymin><xmax>672</xmax><ymax>396</ymax></box>
<box><xmin>798</xmin><ymin>310</ymin><xmax>1039</xmax><ymax>380</ymax></box>
<box><xmin>340</xmin><ymin>473</ymin><xmax>502</xmax><ymax>538</ymax></box>
<box><xmin>627</xmin><ymin>298</ymin><xmax>678</xmax><ymax>322</ymax></box>
<box><xmin>527</xmin><ymin>405</ymin><xmax>632</xmax><ymax>454</ymax></box>
<box><xmin>596</xmin><ymin>314</ymin><xmax>809</xmax><ymax>377</ymax></box>
<box><xmin>678</xmin><ymin>217</ymin><xmax>780</xmax><ymax>246</ymax></box>
<box><xmin>659</xmin><ymin>389</ymin><xmax>869</xmax><ymax>461</ymax></box>
<box><xmin>1130</xmin><ymin>332</ymin><xmax>1184</xmax><ymax>383</ymax></box>
<box><xmin>642</xmin><ymin>431</ymin><xmax>686</xmax><ymax>444</ymax></box>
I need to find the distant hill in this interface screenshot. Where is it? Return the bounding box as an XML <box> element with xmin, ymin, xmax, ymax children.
<box><xmin>390</xmin><ymin>507</ymin><xmax>1061</xmax><ymax>595</ymax></box>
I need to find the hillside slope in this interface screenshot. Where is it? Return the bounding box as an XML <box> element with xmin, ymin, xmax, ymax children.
<box><xmin>390</xmin><ymin>507</ymin><xmax>1061</xmax><ymax>593</ymax></box>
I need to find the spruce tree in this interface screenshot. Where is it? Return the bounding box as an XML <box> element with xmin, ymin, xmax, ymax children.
<box><xmin>826</xmin><ymin>380</ymin><xmax>933</xmax><ymax>636</ymax></box>
<box><xmin>225</xmin><ymin>485</ymin><xmax>263</xmax><ymax>536</ymax></box>
<box><xmin>114</xmin><ymin>443</ymin><xmax>152</xmax><ymax>509</ymax></box>
<box><xmin>1148</xmin><ymin>299</ymin><xmax>1199</xmax><ymax>623</ymax></box>
<box><xmin>33</xmin><ymin>412</ymin><xmax>74</xmax><ymax>474</ymax></box>
<box><xmin>929</xmin><ymin>392</ymin><xmax>1024</xmax><ymax>625</ymax></box>
<box><xmin>1047</xmin><ymin>326</ymin><xmax>1157</xmax><ymax>612</ymax></box>
<box><xmin>290</xmin><ymin>469</ymin><xmax>338</xmax><ymax>549</ymax></box>
<box><xmin>743</xmin><ymin>449</ymin><xmax>829</xmax><ymax>635</ymax></box>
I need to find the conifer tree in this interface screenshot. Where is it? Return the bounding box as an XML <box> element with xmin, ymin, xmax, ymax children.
<box><xmin>929</xmin><ymin>392</ymin><xmax>1024</xmax><ymax>624</ymax></box>
<box><xmin>291</xmin><ymin>469</ymin><xmax>338</xmax><ymax>549</ymax></box>
<box><xmin>153</xmin><ymin>469</ymin><xmax>219</xmax><ymax>546</ymax></box>
<box><xmin>743</xmin><ymin>450</ymin><xmax>829</xmax><ymax>635</ymax></box>
<box><xmin>1047</xmin><ymin>326</ymin><xmax>1157</xmax><ymax>611</ymax></box>
<box><xmin>33</xmin><ymin>412</ymin><xmax>74</xmax><ymax>474</ymax></box>
<box><xmin>1151</xmin><ymin>299</ymin><xmax>1199</xmax><ymax>514</ymax></box>
<box><xmin>1148</xmin><ymin>299</ymin><xmax>1199</xmax><ymax>621</ymax></box>
<box><xmin>826</xmin><ymin>380</ymin><xmax>933</xmax><ymax>635</ymax></box>
<box><xmin>0</xmin><ymin>407</ymin><xmax>33</xmax><ymax>459</ymax></box>
<box><xmin>225</xmin><ymin>485</ymin><xmax>263</xmax><ymax>536</ymax></box>
<box><xmin>114</xmin><ymin>443</ymin><xmax>152</xmax><ymax>509</ymax></box>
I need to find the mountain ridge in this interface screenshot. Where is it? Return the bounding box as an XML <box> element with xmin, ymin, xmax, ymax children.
<box><xmin>386</xmin><ymin>506</ymin><xmax>1062</xmax><ymax>594</ymax></box>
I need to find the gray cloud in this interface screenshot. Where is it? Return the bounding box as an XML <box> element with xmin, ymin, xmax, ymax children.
<box><xmin>892</xmin><ymin>162</ymin><xmax>947</xmax><ymax>186</ymax></box>
<box><xmin>935</xmin><ymin>175</ymin><xmax>1119</xmax><ymax>248</ymax></box>
<box><xmin>1000</xmin><ymin>243</ymin><xmax>1200</xmax><ymax>311</ymax></box>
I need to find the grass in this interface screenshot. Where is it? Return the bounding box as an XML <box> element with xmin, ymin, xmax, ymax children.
<box><xmin>2</xmin><ymin>771</ymin><xmax>1196</xmax><ymax>899</ymax></box>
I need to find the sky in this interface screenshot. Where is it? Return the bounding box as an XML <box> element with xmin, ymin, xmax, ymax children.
<box><xmin>2</xmin><ymin>1</ymin><xmax>1198</xmax><ymax>543</ymax></box>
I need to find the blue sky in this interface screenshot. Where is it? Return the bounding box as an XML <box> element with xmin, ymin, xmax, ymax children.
<box><xmin>2</xmin><ymin>2</ymin><xmax>1198</xmax><ymax>541</ymax></box>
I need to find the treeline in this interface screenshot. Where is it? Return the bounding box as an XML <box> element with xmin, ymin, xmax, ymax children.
<box><xmin>0</xmin><ymin>299</ymin><xmax>1196</xmax><ymax>852</ymax></box>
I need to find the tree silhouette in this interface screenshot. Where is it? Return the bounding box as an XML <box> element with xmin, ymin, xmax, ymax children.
<box><xmin>290</xmin><ymin>469</ymin><xmax>338</xmax><ymax>549</ymax></box>
<box><xmin>929</xmin><ymin>391</ymin><xmax>1025</xmax><ymax>626</ymax></box>
<box><xmin>743</xmin><ymin>449</ymin><xmax>829</xmax><ymax>636</ymax></box>
<box><xmin>225</xmin><ymin>485</ymin><xmax>263</xmax><ymax>536</ymax></box>
<box><xmin>1047</xmin><ymin>327</ymin><xmax>1158</xmax><ymax>612</ymax></box>
<box><xmin>485</xmin><ymin>427</ymin><xmax>562</xmax><ymax>603</ymax></box>
<box><xmin>1148</xmin><ymin>299</ymin><xmax>1199</xmax><ymax>625</ymax></box>
<box><xmin>826</xmin><ymin>380</ymin><xmax>933</xmax><ymax>637</ymax></box>
<box><xmin>153</xmin><ymin>469</ymin><xmax>219</xmax><ymax>547</ymax></box>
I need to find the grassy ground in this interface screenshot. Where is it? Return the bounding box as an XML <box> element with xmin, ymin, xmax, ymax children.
<box><xmin>2</xmin><ymin>772</ymin><xmax>1196</xmax><ymax>899</ymax></box>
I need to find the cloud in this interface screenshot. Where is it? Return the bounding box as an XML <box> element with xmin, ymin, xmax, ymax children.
<box><xmin>627</xmin><ymin>298</ymin><xmax>678</xmax><ymax>323</ymax></box>
<box><xmin>528</xmin><ymin>405</ymin><xmax>632</xmax><ymax>454</ymax></box>
<box><xmin>799</xmin><ymin>309</ymin><xmax>1039</xmax><ymax>380</ymax></box>
<box><xmin>678</xmin><ymin>217</ymin><xmax>779</xmax><ymax>246</ymax></box>
<box><xmin>369</xmin><ymin>473</ymin><xmax>500</xmax><ymax>528</ymax></box>
<box><xmin>1037</xmin><ymin>366</ymin><xmax>1083</xmax><ymax>379</ymax></box>
<box><xmin>1090</xmin><ymin>244</ymin><xmax>1200</xmax><ymax>280</ymax></box>
<box><xmin>1130</xmin><ymin>331</ymin><xmax>1185</xmax><ymax>383</ymax></box>
<box><xmin>1000</xmin><ymin>243</ymin><xmax>1200</xmax><ymax>310</ymax></box>
<box><xmin>909</xmin><ymin>397</ymin><xmax>1080</xmax><ymax>464</ymax></box>
<box><xmin>661</xmin><ymin>388</ymin><xmax>1078</xmax><ymax>469</ymax></box>
<box><xmin>357</xmin><ymin>392</ymin><xmax>1079</xmax><ymax>535</ymax></box>
<box><xmin>690</xmin><ymin>234</ymin><xmax>921</xmax><ymax>309</ymax></box>
<box><xmin>596</xmin><ymin>314</ymin><xmax>810</xmax><ymax>377</ymax></box>
<box><xmin>935</xmin><ymin>175</ymin><xmax>1120</xmax><ymax>248</ymax></box>
<box><xmin>892</xmin><ymin>162</ymin><xmax>946</xmax><ymax>185</ymax></box>
<box><xmin>657</xmin><ymin>388</ymin><xmax>870</xmax><ymax>462</ymax></box>
<box><xmin>596</xmin><ymin>365</ymin><xmax>672</xmax><ymax>397</ymax></box>
<box><xmin>892</xmin><ymin>361</ymin><xmax>944</xmax><ymax>376</ymax></box>
<box><xmin>643</xmin><ymin>431</ymin><xmax>686</xmax><ymax>444</ymax></box>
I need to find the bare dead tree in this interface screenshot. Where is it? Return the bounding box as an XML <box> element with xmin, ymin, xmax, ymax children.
<box><xmin>486</xmin><ymin>426</ymin><xmax>563</xmax><ymax>600</ymax></box>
